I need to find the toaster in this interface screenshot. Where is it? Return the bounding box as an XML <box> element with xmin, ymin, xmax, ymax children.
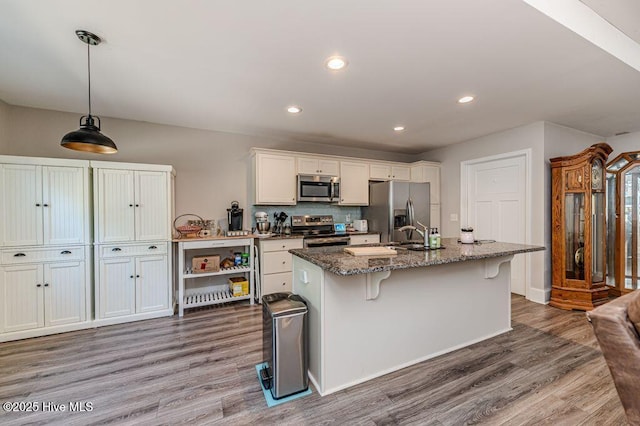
<box><xmin>353</xmin><ymin>219</ymin><xmax>368</xmax><ymax>232</ymax></box>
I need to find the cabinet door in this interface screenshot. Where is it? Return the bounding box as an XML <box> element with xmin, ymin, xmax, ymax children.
<box><xmin>43</xmin><ymin>166</ymin><xmax>86</xmax><ymax>245</ymax></box>
<box><xmin>263</xmin><ymin>251</ymin><xmax>293</xmax><ymax>274</ymax></box>
<box><xmin>99</xmin><ymin>257</ymin><xmax>135</xmax><ymax>318</ymax></box>
<box><xmin>135</xmin><ymin>255</ymin><xmax>169</xmax><ymax>313</ymax></box>
<box><xmin>423</xmin><ymin>166</ymin><xmax>440</xmax><ymax>204</ymax></box>
<box><xmin>44</xmin><ymin>261</ymin><xmax>86</xmax><ymax>327</ymax></box>
<box><xmin>391</xmin><ymin>166</ymin><xmax>411</xmax><ymax>181</ymax></box>
<box><xmin>262</xmin><ymin>272</ymin><xmax>292</xmax><ymax>295</ymax></box>
<box><xmin>97</xmin><ymin>169</ymin><xmax>135</xmax><ymax>243</ymax></box>
<box><xmin>370</xmin><ymin>163</ymin><xmax>391</xmax><ymax>180</ymax></box>
<box><xmin>339</xmin><ymin>161</ymin><xmax>369</xmax><ymax>206</ymax></box>
<box><xmin>135</xmin><ymin>171</ymin><xmax>169</xmax><ymax>241</ymax></box>
<box><xmin>0</xmin><ymin>264</ymin><xmax>44</xmax><ymax>333</ymax></box>
<box><xmin>297</xmin><ymin>157</ymin><xmax>319</xmax><ymax>175</ymax></box>
<box><xmin>0</xmin><ymin>164</ymin><xmax>43</xmax><ymax>246</ymax></box>
<box><xmin>255</xmin><ymin>153</ymin><xmax>296</xmax><ymax>205</ymax></box>
<box><xmin>318</xmin><ymin>159</ymin><xmax>339</xmax><ymax>176</ymax></box>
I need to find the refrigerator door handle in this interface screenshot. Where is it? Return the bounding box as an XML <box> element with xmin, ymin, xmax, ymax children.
<box><xmin>406</xmin><ymin>198</ymin><xmax>415</xmax><ymax>240</ymax></box>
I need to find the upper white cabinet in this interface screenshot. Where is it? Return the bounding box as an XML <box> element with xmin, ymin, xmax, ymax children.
<box><xmin>339</xmin><ymin>161</ymin><xmax>369</xmax><ymax>206</ymax></box>
<box><xmin>253</xmin><ymin>152</ymin><xmax>296</xmax><ymax>205</ymax></box>
<box><xmin>297</xmin><ymin>157</ymin><xmax>339</xmax><ymax>176</ymax></box>
<box><xmin>0</xmin><ymin>158</ymin><xmax>89</xmax><ymax>247</ymax></box>
<box><xmin>370</xmin><ymin>163</ymin><xmax>410</xmax><ymax>181</ymax></box>
<box><xmin>411</xmin><ymin>162</ymin><xmax>441</xmax><ymax>204</ymax></box>
<box><xmin>92</xmin><ymin>162</ymin><xmax>173</xmax><ymax>243</ymax></box>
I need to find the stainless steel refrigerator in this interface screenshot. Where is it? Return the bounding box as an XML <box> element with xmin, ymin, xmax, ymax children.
<box><xmin>363</xmin><ymin>181</ymin><xmax>430</xmax><ymax>243</ymax></box>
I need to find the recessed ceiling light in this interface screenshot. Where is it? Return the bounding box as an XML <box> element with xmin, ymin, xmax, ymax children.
<box><xmin>458</xmin><ymin>96</ymin><xmax>475</xmax><ymax>104</ymax></box>
<box><xmin>326</xmin><ymin>56</ymin><xmax>348</xmax><ymax>70</ymax></box>
<box><xmin>287</xmin><ymin>106</ymin><xmax>302</xmax><ymax>114</ymax></box>
<box><xmin>394</xmin><ymin>126</ymin><xmax>405</xmax><ymax>132</ymax></box>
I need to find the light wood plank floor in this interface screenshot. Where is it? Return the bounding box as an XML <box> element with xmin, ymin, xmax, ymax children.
<box><xmin>0</xmin><ymin>295</ymin><xmax>626</xmax><ymax>425</ymax></box>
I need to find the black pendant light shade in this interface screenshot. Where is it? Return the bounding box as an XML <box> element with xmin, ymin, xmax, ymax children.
<box><xmin>61</xmin><ymin>30</ymin><xmax>117</xmax><ymax>154</ymax></box>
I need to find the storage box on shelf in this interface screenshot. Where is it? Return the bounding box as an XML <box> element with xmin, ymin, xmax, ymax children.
<box><xmin>0</xmin><ymin>155</ymin><xmax>92</xmax><ymax>342</ymax></box>
<box><xmin>175</xmin><ymin>237</ymin><xmax>255</xmax><ymax>317</ymax></box>
<box><xmin>257</xmin><ymin>238</ymin><xmax>304</xmax><ymax>298</ymax></box>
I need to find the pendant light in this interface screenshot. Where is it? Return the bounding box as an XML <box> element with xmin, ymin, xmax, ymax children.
<box><xmin>61</xmin><ymin>30</ymin><xmax>117</xmax><ymax>154</ymax></box>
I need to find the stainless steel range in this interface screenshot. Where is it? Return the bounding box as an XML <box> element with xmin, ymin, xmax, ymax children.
<box><xmin>291</xmin><ymin>215</ymin><xmax>350</xmax><ymax>248</ymax></box>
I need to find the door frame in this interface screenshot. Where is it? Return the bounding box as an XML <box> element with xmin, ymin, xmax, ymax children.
<box><xmin>460</xmin><ymin>149</ymin><xmax>532</xmax><ymax>297</ymax></box>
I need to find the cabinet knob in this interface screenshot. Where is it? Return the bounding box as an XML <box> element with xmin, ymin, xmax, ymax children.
<box><xmin>148</xmin><ymin>245</ymin><xmax>157</xmax><ymax>250</ymax></box>
<box><xmin>36</xmin><ymin>284</ymin><xmax>42</xmax><ymax>287</ymax></box>
<box><xmin>282</xmin><ymin>261</ymin><xmax>286</xmax><ymax>264</ymax></box>
<box><xmin>130</xmin><ymin>275</ymin><xmax>134</xmax><ymax>279</ymax></box>
<box><xmin>43</xmin><ymin>204</ymin><xmax>49</xmax><ymax>207</ymax></box>
<box><xmin>44</xmin><ymin>283</ymin><xmax>49</xmax><ymax>287</ymax></box>
<box><xmin>135</xmin><ymin>204</ymin><xmax>140</xmax><ymax>207</ymax></box>
<box><xmin>129</xmin><ymin>204</ymin><xmax>134</xmax><ymax>207</ymax></box>
<box><xmin>136</xmin><ymin>275</ymin><xmax>140</xmax><ymax>278</ymax></box>
<box><xmin>14</xmin><ymin>253</ymin><xmax>26</xmax><ymax>257</ymax></box>
<box><xmin>112</xmin><ymin>247</ymin><xmax>122</xmax><ymax>252</ymax></box>
<box><xmin>35</xmin><ymin>203</ymin><xmax>41</xmax><ymax>207</ymax></box>
<box><xmin>61</xmin><ymin>250</ymin><xmax>72</xmax><ymax>255</ymax></box>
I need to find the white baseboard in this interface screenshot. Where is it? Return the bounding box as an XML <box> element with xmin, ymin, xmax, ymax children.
<box><xmin>527</xmin><ymin>286</ymin><xmax>550</xmax><ymax>304</ymax></box>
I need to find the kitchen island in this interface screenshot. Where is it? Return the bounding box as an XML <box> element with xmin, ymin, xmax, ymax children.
<box><xmin>290</xmin><ymin>238</ymin><xmax>544</xmax><ymax>396</ymax></box>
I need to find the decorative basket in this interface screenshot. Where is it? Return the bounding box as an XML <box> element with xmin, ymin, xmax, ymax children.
<box><xmin>173</xmin><ymin>213</ymin><xmax>204</xmax><ymax>239</ymax></box>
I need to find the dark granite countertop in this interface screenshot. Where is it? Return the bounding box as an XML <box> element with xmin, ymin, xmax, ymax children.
<box><xmin>290</xmin><ymin>238</ymin><xmax>545</xmax><ymax>276</ymax></box>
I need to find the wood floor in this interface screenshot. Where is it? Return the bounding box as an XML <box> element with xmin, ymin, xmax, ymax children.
<box><xmin>0</xmin><ymin>295</ymin><xmax>627</xmax><ymax>425</ymax></box>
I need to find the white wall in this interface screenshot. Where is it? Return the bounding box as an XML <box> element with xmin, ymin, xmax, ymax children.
<box><xmin>607</xmin><ymin>130</ymin><xmax>640</xmax><ymax>153</ymax></box>
<box><xmin>421</xmin><ymin>121</ymin><xmax>604</xmax><ymax>304</ymax></box>
<box><xmin>0</xmin><ymin>104</ymin><xmax>414</xmax><ymax>228</ymax></box>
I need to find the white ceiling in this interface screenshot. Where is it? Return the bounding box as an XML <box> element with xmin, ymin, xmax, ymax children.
<box><xmin>1</xmin><ymin>0</ymin><xmax>640</xmax><ymax>154</ymax></box>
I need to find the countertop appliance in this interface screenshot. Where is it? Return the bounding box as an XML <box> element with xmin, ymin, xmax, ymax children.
<box><xmin>255</xmin><ymin>211</ymin><xmax>270</xmax><ymax>234</ymax></box>
<box><xmin>297</xmin><ymin>175</ymin><xmax>340</xmax><ymax>203</ymax></box>
<box><xmin>363</xmin><ymin>181</ymin><xmax>430</xmax><ymax>244</ymax></box>
<box><xmin>353</xmin><ymin>219</ymin><xmax>368</xmax><ymax>232</ymax></box>
<box><xmin>227</xmin><ymin>201</ymin><xmax>243</xmax><ymax>231</ymax></box>
<box><xmin>291</xmin><ymin>215</ymin><xmax>351</xmax><ymax>248</ymax></box>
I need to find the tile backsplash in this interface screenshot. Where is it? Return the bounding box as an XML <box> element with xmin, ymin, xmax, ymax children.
<box><xmin>250</xmin><ymin>204</ymin><xmax>361</xmax><ymax>228</ymax></box>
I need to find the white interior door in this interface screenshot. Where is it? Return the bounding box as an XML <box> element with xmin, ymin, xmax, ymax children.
<box><xmin>464</xmin><ymin>153</ymin><xmax>528</xmax><ymax>296</ymax></box>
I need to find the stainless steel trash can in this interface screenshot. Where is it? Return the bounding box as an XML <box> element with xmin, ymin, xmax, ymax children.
<box><xmin>260</xmin><ymin>292</ymin><xmax>309</xmax><ymax>399</ymax></box>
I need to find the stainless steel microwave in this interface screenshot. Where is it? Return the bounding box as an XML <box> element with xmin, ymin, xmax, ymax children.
<box><xmin>297</xmin><ymin>175</ymin><xmax>340</xmax><ymax>202</ymax></box>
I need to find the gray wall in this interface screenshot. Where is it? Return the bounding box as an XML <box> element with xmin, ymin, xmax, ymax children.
<box><xmin>420</xmin><ymin>121</ymin><xmax>604</xmax><ymax>303</ymax></box>
<box><xmin>0</xmin><ymin>100</ymin><xmax>8</xmax><ymax>151</ymax></box>
<box><xmin>0</xmin><ymin>104</ymin><xmax>414</xmax><ymax>228</ymax></box>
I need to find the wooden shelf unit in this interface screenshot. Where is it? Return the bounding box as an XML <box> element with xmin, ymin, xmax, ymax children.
<box><xmin>175</xmin><ymin>237</ymin><xmax>254</xmax><ymax>316</ymax></box>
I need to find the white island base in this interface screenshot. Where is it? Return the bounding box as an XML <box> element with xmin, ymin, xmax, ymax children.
<box><xmin>292</xmin><ymin>254</ymin><xmax>514</xmax><ymax>396</ymax></box>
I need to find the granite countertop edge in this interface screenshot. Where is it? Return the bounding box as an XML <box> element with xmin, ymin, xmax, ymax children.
<box><xmin>290</xmin><ymin>240</ymin><xmax>545</xmax><ymax>276</ymax></box>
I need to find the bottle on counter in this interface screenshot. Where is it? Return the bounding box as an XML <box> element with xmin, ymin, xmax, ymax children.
<box><xmin>429</xmin><ymin>228</ymin><xmax>438</xmax><ymax>249</ymax></box>
<box><xmin>434</xmin><ymin>228</ymin><xmax>441</xmax><ymax>249</ymax></box>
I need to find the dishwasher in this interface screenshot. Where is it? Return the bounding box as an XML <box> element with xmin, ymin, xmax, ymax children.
<box><xmin>260</xmin><ymin>292</ymin><xmax>309</xmax><ymax>399</ymax></box>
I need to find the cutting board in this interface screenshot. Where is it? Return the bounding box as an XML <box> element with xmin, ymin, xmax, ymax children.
<box><xmin>344</xmin><ymin>246</ymin><xmax>397</xmax><ymax>257</ymax></box>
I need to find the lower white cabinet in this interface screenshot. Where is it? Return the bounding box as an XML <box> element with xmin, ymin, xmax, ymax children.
<box><xmin>0</xmin><ymin>246</ymin><xmax>90</xmax><ymax>341</ymax></box>
<box><xmin>349</xmin><ymin>234</ymin><xmax>381</xmax><ymax>245</ymax></box>
<box><xmin>95</xmin><ymin>242</ymin><xmax>171</xmax><ymax>325</ymax></box>
<box><xmin>258</xmin><ymin>238</ymin><xmax>304</xmax><ymax>298</ymax></box>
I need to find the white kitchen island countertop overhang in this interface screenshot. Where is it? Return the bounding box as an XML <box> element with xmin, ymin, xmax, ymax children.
<box><xmin>290</xmin><ymin>239</ymin><xmax>545</xmax><ymax>396</ymax></box>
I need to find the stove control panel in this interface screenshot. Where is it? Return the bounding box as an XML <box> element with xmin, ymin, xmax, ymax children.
<box><xmin>291</xmin><ymin>215</ymin><xmax>334</xmax><ymax>227</ymax></box>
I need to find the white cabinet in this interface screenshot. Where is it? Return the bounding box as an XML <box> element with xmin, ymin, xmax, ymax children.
<box><xmin>258</xmin><ymin>238</ymin><xmax>303</xmax><ymax>297</ymax></box>
<box><xmin>94</xmin><ymin>167</ymin><xmax>171</xmax><ymax>243</ymax></box>
<box><xmin>430</xmin><ymin>205</ymin><xmax>441</xmax><ymax>229</ymax></box>
<box><xmin>369</xmin><ymin>163</ymin><xmax>410</xmax><ymax>181</ymax></box>
<box><xmin>297</xmin><ymin>157</ymin><xmax>339</xmax><ymax>176</ymax></box>
<box><xmin>411</xmin><ymin>162</ymin><xmax>441</xmax><ymax>204</ymax></box>
<box><xmin>0</xmin><ymin>254</ymin><xmax>87</xmax><ymax>335</ymax></box>
<box><xmin>253</xmin><ymin>152</ymin><xmax>296</xmax><ymax>205</ymax></box>
<box><xmin>339</xmin><ymin>161</ymin><xmax>369</xmax><ymax>206</ymax></box>
<box><xmin>175</xmin><ymin>238</ymin><xmax>255</xmax><ymax>316</ymax></box>
<box><xmin>0</xmin><ymin>162</ymin><xmax>89</xmax><ymax>247</ymax></box>
<box><xmin>349</xmin><ymin>234</ymin><xmax>380</xmax><ymax>245</ymax></box>
<box><xmin>96</xmin><ymin>243</ymin><xmax>170</xmax><ymax>322</ymax></box>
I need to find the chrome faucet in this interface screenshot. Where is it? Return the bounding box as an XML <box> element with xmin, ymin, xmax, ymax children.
<box><xmin>398</xmin><ymin>221</ymin><xmax>429</xmax><ymax>247</ymax></box>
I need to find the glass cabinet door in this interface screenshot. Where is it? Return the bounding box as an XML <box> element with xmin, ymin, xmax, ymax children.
<box><xmin>606</xmin><ymin>172</ymin><xmax>616</xmax><ymax>285</ymax></box>
<box><xmin>565</xmin><ymin>193</ymin><xmax>585</xmax><ymax>280</ymax></box>
<box><xmin>623</xmin><ymin>165</ymin><xmax>640</xmax><ymax>290</ymax></box>
<box><xmin>592</xmin><ymin>192</ymin><xmax>605</xmax><ymax>282</ymax></box>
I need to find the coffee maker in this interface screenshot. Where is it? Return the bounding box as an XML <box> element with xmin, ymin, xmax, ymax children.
<box><xmin>227</xmin><ymin>201</ymin><xmax>243</xmax><ymax>231</ymax></box>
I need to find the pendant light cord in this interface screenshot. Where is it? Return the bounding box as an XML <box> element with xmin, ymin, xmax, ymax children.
<box><xmin>87</xmin><ymin>40</ymin><xmax>92</xmax><ymax>116</ymax></box>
